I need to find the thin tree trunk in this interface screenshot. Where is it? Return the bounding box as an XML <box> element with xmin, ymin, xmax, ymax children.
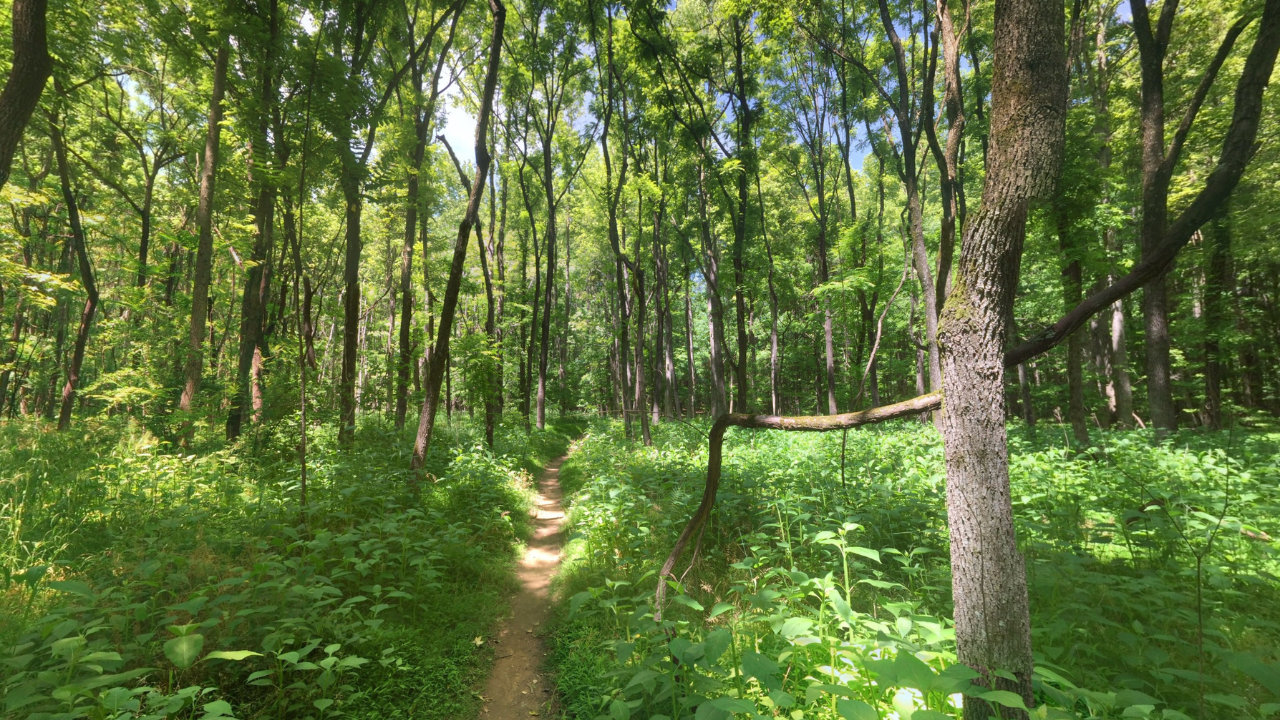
<box><xmin>397</xmin><ymin>118</ymin><xmax>427</xmax><ymax>429</ymax></box>
<box><xmin>536</xmin><ymin>137</ymin><xmax>558</xmax><ymax>430</ymax></box>
<box><xmin>684</xmin><ymin>262</ymin><xmax>697</xmax><ymax>415</ymax></box>
<box><xmin>229</xmin><ymin>2</ymin><xmax>278</xmax><ymax>440</ymax></box>
<box><xmin>633</xmin><ymin>230</ymin><xmax>651</xmax><ymax>446</ymax></box>
<box><xmin>50</xmin><ymin>118</ymin><xmax>98</xmax><ymax>432</ymax></box>
<box><xmin>1092</xmin><ymin>0</ymin><xmax>1133</xmax><ymax>427</ymax></box>
<box><xmin>730</xmin><ymin>16</ymin><xmax>752</xmax><ymax>414</ymax></box>
<box><xmin>1058</xmin><ymin>213</ymin><xmax>1089</xmax><ymax>443</ymax></box>
<box><xmin>179</xmin><ymin>43</ymin><xmax>228</xmax><ymax>413</ymax></box>
<box><xmin>480</xmin><ymin>172</ymin><xmax>497</xmax><ymax>446</ymax></box>
<box><xmin>1203</xmin><ymin>204</ymin><xmax>1231</xmax><ymax>429</ymax></box>
<box><xmin>698</xmin><ymin>164</ymin><xmax>728</xmax><ymax>417</ymax></box>
<box><xmin>410</xmin><ymin>0</ymin><xmax>504</xmax><ymax>470</ymax></box>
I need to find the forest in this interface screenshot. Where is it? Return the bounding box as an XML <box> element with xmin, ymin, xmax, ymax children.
<box><xmin>0</xmin><ymin>0</ymin><xmax>1278</xmax><ymax>717</ymax></box>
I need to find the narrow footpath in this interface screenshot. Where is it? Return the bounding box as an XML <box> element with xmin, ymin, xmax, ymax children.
<box><xmin>481</xmin><ymin>454</ymin><xmax>568</xmax><ymax>718</ymax></box>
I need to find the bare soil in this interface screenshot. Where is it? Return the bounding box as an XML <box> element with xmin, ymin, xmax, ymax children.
<box><xmin>479</xmin><ymin>454</ymin><xmax>568</xmax><ymax>718</ymax></box>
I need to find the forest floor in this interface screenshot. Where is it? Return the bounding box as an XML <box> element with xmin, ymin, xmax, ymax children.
<box><xmin>0</xmin><ymin>415</ymin><xmax>585</xmax><ymax>720</ymax></box>
<box><xmin>480</xmin><ymin>454</ymin><xmax>569</xmax><ymax>718</ymax></box>
<box><xmin>546</xmin><ymin>418</ymin><xmax>1280</xmax><ymax>720</ymax></box>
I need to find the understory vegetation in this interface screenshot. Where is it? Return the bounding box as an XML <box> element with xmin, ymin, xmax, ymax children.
<box><xmin>550</xmin><ymin>420</ymin><xmax>1280</xmax><ymax>720</ymax></box>
<box><xmin>0</xmin><ymin>415</ymin><xmax>579</xmax><ymax>719</ymax></box>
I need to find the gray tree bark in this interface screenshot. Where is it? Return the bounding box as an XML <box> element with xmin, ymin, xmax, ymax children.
<box><xmin>936</xmin><ymin>0</ymin><xmax>1065</xmax><ymax>715</ymax></box>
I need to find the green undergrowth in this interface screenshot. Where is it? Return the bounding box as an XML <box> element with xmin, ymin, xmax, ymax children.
<box><xmin>547</xmin><ymin>419</ymin><xmax>1280</xmax><ymax>720</ymax></box>
<box><xmin>0</xmin><ymin>413</ymin><xmax>582</xmax><ymax>720</ymax></box>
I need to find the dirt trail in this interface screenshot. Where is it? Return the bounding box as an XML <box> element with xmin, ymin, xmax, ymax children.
<box><xmin>480</xmin><ymin>454</ymin><xmax>569</xmax><ymax>718</ymax></box>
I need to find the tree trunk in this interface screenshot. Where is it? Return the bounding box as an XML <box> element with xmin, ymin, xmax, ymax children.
<box><xmin>1058</xmin><ymin>213</ymin><xmax>1089</xmax><ymax>444</ymax></box>
<box><xmin>936</xmin><ymin>0</ymin><xmax>1065</xmax><ymax>715</ymax></box>
<box><xmin>1091</xmin><ymin>2</ymin><xmax>1133</xmax><ymax>427</ymax></box>
<box><xmin>179</xmin><ymin>43</ymin><xmax>228</xmax><ymax>413</ymax></box>
<box><xmin>397</xmin><ymin>117</ymin><xmax>428</xmax><ymax>429</ymax></box>
<box><xmin>50</xmin><ymin>118</ymin><xmax>98</xmax><ymax>432</ymax></box>
<box><xmin>495</xmin><ymin>172</ymin><xmax>507</xmax><ymax>417</ymax></box>
<box><xmin>229</xmin><ymin>2</ymin><xmax>279</xmax><ymax>440</ymax></box>
<box><xmin>698</xmin><ymin>164</ymin><xmax>728</xmax><ymax>417</ymax></box>
<box><xmin>633</xmin><ymin>233</ymin><xmax>651</xmax><ymax>446</ymax></box>
<box><xmin>1203</xmin><ymin>205</ymin><xmax>1231</xmax><ymax>429</ymax></box>
<box><xmin>685</xmin><ymin>263</ymin><xmax>697</xmax><ymax>415</ymax></box>
<box><xmin>730</xmin><ymin>16</ymin><xmax>753</xmax><ymax>414</ymax></box>
<box><xmin>410</xmin><ymin>0</ymin><xmax>504</xmax><ymax>470</ymax></box>
<box><xmin>480</xmin><ymin>179</ymin><xmax>497</xmax><ymax>447</ymax></box>
<box><xmin>0</xmin><ymin>0</ymin><xmax>51</xmax><ymax>192</ymax></box>
<box><xmin>337</xmin><ymin>154</ymin><xmax>362</xmax><ymax>442</ymax></box>
<box><xmin>228</xmin><ymin>145</ymin><xmax>276</xmax><ymax>437</ymax></box>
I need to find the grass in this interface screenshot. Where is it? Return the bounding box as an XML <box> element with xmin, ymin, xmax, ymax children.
<box><xmin>546</xmin><ymin>419</ymin><xmax>1280</xmax><ymax>720</ymax></box>
<box><xmin>0</xmin><ymin>411</ymin><xmax>584</xmax><ymax>719</ymax></box>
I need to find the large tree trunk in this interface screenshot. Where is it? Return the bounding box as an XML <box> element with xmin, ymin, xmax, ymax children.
<box><xmin>0</xmin><ymin>0</ymin><xmax>51</xmax><ymax>192</ymax></box>
<box><xmin>936</xmin><ymin>0</ymin><xmax>1065</xmax><ymax>715</ymax></box>
<box><xmin>179</xmin><ymin>43</ymin><xmax>228</xmax><ymax>413</ymax></box>
<box><xmin>410</xmin><ymin>0</ymin><xmax>504</xmax><ymax>470</ymax></box>
<box><xmin>50</xmin><ymin>119</ymin><xmax>99</xmax><ymax>432</ymax></box>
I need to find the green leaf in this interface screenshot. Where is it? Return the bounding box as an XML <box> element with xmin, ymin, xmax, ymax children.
<box><xmin>204</xmin><ymin>650</ymin><xmax>262</xmax><ymax>662</ymax></box>
<box><xmin>778</xmin><ymin>617</ymin><xmax>814</xmax><ymax>639</ymax></box>
<box><xmin>978</xmin><ymin>690</ymin><xmax>1028</xmax><ymax>711</ymax></box>
<box><xmin>200</xmin><ymin>699</ymin><xmax>234</xmax><ymax>718</ymax></box>
<box><xmin>1115</xmin><ymin>690</ymin><xmax>1159</xmax><ymax>708</ymax></box>
<box><xmin>709</xmin><ymin>697</ymin><xmax>756</xmax><ymax>712</ymax></box>
<box><xmin>836</xmin><ymin>698</ymin><xmax>879</xmax><ymax>720</ymax></box>
<box><xmin>82</xmin><ymin>668</ymin><xmax>153</xmax><ymax>690</ymax></box>
<box><xmin>568</xmin><ymin>591</ymin><xmax>591</xmax><ymax>618</ymax></box>
<box><xmin>742</xmin><ymin>651</ymin><xmax>781</xmax><ymax>691</ymax></box>
<box><xmin>169</xmin><ymin>596</ymin><xmax>209</xmax><ymax>614</ymax></box>
<box><xmin>609</xmin><ymin>697</ymin><xmax>631</xmax><ymax>720</ymax></box>
<box><xmin>893</xmin><ymin>651</ymin><xmax>937</xmax><ymax>693</ymax></box>
<box><xmin>164</xmin><ymin>634</ymin><xmax>205</xmax><ymax>669</ymax></box>
<box><xmin>826</xmin><ymin>587</ymin><xmax>855</xmax><ymax>624</ymax></box>
<box><xmin>47</xmin><ymin>580</ymin><xmax>94</xmax><ymax>598</ymax></box>
<box><xmin>849</xmin><ymin>547</ymin><xmax>880</xmax><ymax>563</ymax></box>
<box><xmin>1204</xmin><ymin>693</ymin><xmax>1247</xmax><ymax>709</ymax></box>
<box><xmin>314</xmin><ymin>698</ymin><xmax>334</xmax><ymax>711</ymax></box>
<box><xmin>1232</xmin><ymin>653</ymin><xmax>1280</xmax><ymax>698</ymax></box>
<box><xmin>768</xmin><ymin>690</ymin><xmax>795</xmax><ymax>708</ymax></box>
<box><xmin>704</xmin><ymin>629</ymin><xmax>732</xmax><ymax>664</ymax></box>
<box><xmin>709</xmin><ymin>602</ymin><xmax>735</xmax><ymax>618</ymax></box>
<box><xmin>672</xmin><ymin>594</ymin><xmax>704</xmax><ymax>612</ymax></box>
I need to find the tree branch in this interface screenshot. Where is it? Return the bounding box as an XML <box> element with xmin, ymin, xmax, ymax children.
<box><xmin>1161</xmin><ymin>13</ymin><xmax>1253</xmax><ymax>177</ymax></box>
